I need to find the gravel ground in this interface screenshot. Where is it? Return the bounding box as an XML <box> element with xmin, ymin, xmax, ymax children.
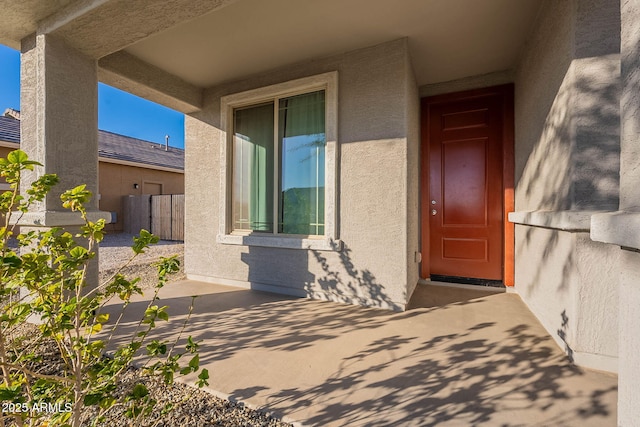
<box><xmin>3</xmin><ymin>233</ymin><xmax>294</xmax><ymax>427</ymax></box>
<box><xmin>99</xmin><ymin>232</ymin><xmax>186</xmax><ymax>290</ymax></box>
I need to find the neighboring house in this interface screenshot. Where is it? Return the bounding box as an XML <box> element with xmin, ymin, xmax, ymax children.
<box><xmin>0</xmin><ymin>111</ymin><xmax>21</xmax><ymax>193</ymax></box>
<box><xmin>1</xmin><ymin>0</ymin><xmax>639</xmax><ymax>423</ymax></box>
<box><xmin>0</xmin><ymin>111</ymin><xmax>184</xmax><ymax>232</ymax></box>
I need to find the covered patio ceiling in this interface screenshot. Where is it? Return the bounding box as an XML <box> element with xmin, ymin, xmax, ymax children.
<box><xmin>123</xmin><ymin>0</ymin><xmax>541</xmax><ymax>88</ymax></box>
<box><xmin>0</xmin><ymin>0</ymin><xmax>541</xmax><ymax>111</ymax></box>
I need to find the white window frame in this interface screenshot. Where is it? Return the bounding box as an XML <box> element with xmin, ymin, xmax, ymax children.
<box><xmin>217</xmin><ymin>71</ymin><xmax>340</xmax><ymax>251</ymax></box>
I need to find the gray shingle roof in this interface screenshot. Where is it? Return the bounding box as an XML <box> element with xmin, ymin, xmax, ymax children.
<box><xmin>0</xmin><ymin>115</ymin><xmax>20</xmax><ymax>144</ymax></box>
<box><xmin>97</xmin><ymin>129</ymin><xmax>184</xmax><ymax>170</ymax></box>
<box><xmin>0</xmin><ymin>115</ymin><xmax>184</xmax><ymax>171</ymax></box>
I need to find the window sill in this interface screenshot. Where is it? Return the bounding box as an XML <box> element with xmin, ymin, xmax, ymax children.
<box><xmin>217</xmin><ymin>233</ymin><xmax>343</xmax><ymax>251</ymax></box>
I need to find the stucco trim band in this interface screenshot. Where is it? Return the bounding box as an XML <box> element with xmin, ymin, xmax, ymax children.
<box><xmin>11</xmin><ymin>210</ymin><xmax>112</xmax><ymax>226</ymax></box>
<box><xmin>591</xmin><ymin>211</ymin><xmax>640</xmax><ymax>251</ymax></box>
<box><xmin>0</xmin><ymin>141</ymin><xmax>19</xmax><ymax>149</ymax></box>
<box><xmin>508</xmin><ymin>210</ymin><xmax>607</xmax><ymax>232</ymax></box>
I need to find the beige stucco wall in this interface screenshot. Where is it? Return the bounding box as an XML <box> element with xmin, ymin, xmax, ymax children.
<box><xmin>512</xmin><ymin>0</ymin><xmax>620</xmax><ymax>372</ymax></box>
<box><xmin>405</xmin><ymin>50</ymin><xmax>420</xmax><ymax>297</ymax></box>
<box><xmin>602</xmin><ymin>0</ymin><xmax>640</xmax><ymax>423</ymax></box>
<box><xmin>516</xmin><ymin>0</ymin><xmax>620</xmax><ymax>212</ymax></box>
<box><xmin>185</xmin><ymin>39</ymin><xmax>419</xmax><ymax>310</ymax></box>
<box><xmin>98</xmin><ymin>161</ymin><xmax>184</xmax><ymax>232</ymax></box>
<box><xmin>618</xmin><ymin>250</ymin><xmax>640</xmax><ymax>423</ymax></box>
<box><xmin>419</xmin><ymin>70</ymin><xmax>514</xmax><ymax>98</ymax></box>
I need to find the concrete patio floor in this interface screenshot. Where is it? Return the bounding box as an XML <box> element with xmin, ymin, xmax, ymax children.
<box><xmin>104</xmin><ymin>281</ymin><xmax>617</xmax><ymax>426</ymax></box>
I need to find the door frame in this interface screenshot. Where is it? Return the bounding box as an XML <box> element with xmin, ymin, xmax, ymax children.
<box><xmin>420</xmin><ymin>84</ymin><xmax>515</xmax><ymax>286</ymax></box>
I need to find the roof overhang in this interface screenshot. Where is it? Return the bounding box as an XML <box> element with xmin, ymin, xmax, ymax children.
<box><xmin>0</xmin><ymin>0</ymin><xmax>541</xmax><ymax>113</ymax></box>
<box><xmin>0</xmin><ymin>140</ymin><xmax>20</xmax><ymax>149</ymax></box>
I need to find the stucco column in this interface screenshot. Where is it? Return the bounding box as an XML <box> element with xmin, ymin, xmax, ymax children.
<box><xmin>616</xmin><ymin>1</ymin><xmax>640</xmax><ymax>424</ymax></box>
<box><xmin>18</xmin><ymin>33</ymin><xmax>110</xmax><ymax>288</ymax></box>
<box><xmin>591</xmin><ymin>0</ymin><xmax>640</xmax><ymax>424</ymax></box>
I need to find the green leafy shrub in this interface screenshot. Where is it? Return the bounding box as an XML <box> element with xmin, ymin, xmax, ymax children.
<box><xmin>0</xmin><ymin>150</ymin><xmax>208</xmax><ymax>426</ymax></box>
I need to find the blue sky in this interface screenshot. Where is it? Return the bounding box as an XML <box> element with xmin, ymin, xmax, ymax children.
<box><xmin>0</xmin><ymin>44</ymin><xmax>185</xmax><ymax>149</ymax></box>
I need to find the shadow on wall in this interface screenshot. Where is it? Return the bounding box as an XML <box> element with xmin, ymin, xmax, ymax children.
<box><xmin>515</xmin><ymin>32</ymin><xmax>621</xmax><ymax>292</ymax></box>
<box><xmin>239</xmin><ymin>244</ymin><xmax>315</xmax><ymax>297</ymax></box>
<box><xmin>516</xmin><ymin>58</ymin><xmax>620</xmax><ymax>212</ymax></box>
<box><xmin>309</xmin><ymin>243</ymin><xmax>398</xmax><ymax>310</ymax></box>
<box><xmin>238</xmin><ymin>241</ymin><xmax>398</xmax><ymax>310</ymax></box>
<box><xmin>514</xmin><ymin>39</ymin><xmax>621</xmax><ymax>359</ymax></box>
<box><xmin>557</xmin><ymin>309</ymin><xmax>574</xmax><ymax>362</ymax></box>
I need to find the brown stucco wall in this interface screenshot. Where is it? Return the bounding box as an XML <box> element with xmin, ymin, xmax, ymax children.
<box><xmin>98</xmin><ymin>161</ymin><xmax>184</xmax><ymax>232</ymax></box>
<box><xmin>0</xmin><ymin>146</ymin><xmax>16</xmax><ymax>228</ymax></box>
<box><xmin>0</xmin><ymin>146</ymin><xmax>14</xmax><ymax>158</ymax></box>
<box><xmin>0</xmin><ymin>146</ymin><xmax>15</xmax><ymax>174</ymax></box>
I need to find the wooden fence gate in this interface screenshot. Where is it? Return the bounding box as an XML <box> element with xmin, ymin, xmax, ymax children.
<box><xmin>123</xmin><ymin>194</ymin><xmax>184</xmax><ymax>241</ymax></box>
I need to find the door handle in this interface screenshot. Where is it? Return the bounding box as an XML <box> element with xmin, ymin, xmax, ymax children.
<box><xmin>432</xmin><ymin>209</ymin><xmax>437</xmax><ymax>215</ymax></box>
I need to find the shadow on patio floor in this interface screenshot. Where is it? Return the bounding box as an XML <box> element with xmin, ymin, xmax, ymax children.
<box><xmin>102</xmin><ymin>281</ymin><xmax>617</xmax><ymax>426</ymax></box>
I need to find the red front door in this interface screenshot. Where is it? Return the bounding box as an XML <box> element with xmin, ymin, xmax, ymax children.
<box><xmin>422</xmin><ymin>89</ymin><xmax>508</xmax><ymax>282</ymax></box>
